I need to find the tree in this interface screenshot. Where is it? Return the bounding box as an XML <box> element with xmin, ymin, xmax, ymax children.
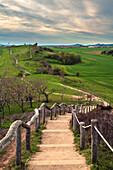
<box><xmin>31</xmin><ymin>79</ymin><xmax>55</xmax><ymax>103</ymax></box>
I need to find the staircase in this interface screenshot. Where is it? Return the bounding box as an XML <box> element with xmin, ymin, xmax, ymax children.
<box><xmin>28</xmin><ymin>113</ymin><xmax>89</xmax><ymax>170</ymax></box>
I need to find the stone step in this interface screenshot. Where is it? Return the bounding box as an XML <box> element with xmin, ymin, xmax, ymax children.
<box><xmin>28</xmin><ymin>159</ymin><xmax>86</xmax><ymax>166</ymax></box>
<box><xmin>46</xmin><ymin>121</ymin><xmax>69</xmax><ymax>130</ymax></box>
<box><xmin>37</xmin><ymin>144</ymin><xmax>75</xmax><ymax>151</ymax></box>
<box><xmin>41</xmin><ymin>130</ymin><xmax>73</xmax><ymax>144</ymax></box>
<box><xmin>30</xmin><ymin>151</ymin><xmax>81</xmax><ymax>160</ymax></box>
<box><xmin>28</xmin><ymin>164</ymin><xmax>89</xmax><ymax>170</ymax></box>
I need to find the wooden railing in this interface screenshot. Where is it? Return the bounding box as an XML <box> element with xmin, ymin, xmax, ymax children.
<box><xmin>0</xmin><ymin>102</ymin><xmax>71</xmax><ymax>166</ymax></box>
<box><xmin>72</xmin><ymin>103</ymin><xmax>113</xmax><ymax>163</ymax></box>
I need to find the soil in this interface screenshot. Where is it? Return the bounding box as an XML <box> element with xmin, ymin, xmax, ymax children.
<box><xmin>85</xmin><ymin>51</ymin><xmax>102</xmax><ymax>54</ymax></box>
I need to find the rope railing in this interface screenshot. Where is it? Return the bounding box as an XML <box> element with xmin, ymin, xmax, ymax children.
<box><xmin>72</xmin><ymin>102</ymin><xmax>113</xmax><ymax>164</ymax></box>
<box><xmin>94</xmin><ymin>126</ymin><xmax>113</xmax><ymax>152</ymax></box>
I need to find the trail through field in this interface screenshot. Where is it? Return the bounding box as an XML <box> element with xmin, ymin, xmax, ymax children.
<box><xmin>9</xmin><ymin>49</ymin><xmax>32</xmax><ymax>75</ymax></box>
<box><xmin>56</xmin><ymin>83</ymin><xmax>109</xmax><ymax>106</ymax></box>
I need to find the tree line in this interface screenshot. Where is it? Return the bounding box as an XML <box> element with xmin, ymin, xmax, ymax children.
<box><xmin>0</xmin><ymin>76</ymin><xmax>54</xmax><ymax>122</ymax></box>
<box><xmin>45</xmin><ymin>51</ymin><xmax>81</xmax><ymax>65</ymax></box>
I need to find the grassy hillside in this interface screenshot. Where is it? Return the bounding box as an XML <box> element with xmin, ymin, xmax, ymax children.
<box><xmin>1</xmin><ymin>45</ymin><xmax>113</xmax><ymax>105</ymax></box>
<box><xmin>50</xmin><ymin>47</ymin><xmax>113</xmax><ymax>103</ymax></box>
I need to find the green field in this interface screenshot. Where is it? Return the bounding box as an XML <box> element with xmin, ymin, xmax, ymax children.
<box><xmin>1</xmin><ymin>45</ymin><xmax>113</xmax><ymax>104</ymax></box>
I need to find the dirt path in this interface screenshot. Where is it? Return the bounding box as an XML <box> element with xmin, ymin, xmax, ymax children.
<box><xmin>28</xmin><ymin>113</ymin><xmax>89</xmax><ymax>170</ymax></box>
<box><xmin>56</xmin><ymin>83</ymin><xmax>109</xmax><ymax>106</ymax></box>
<box><xmin>9</xmin><ymin>49</ymin><xmax>32</xmax><ymax>75</ymax></box>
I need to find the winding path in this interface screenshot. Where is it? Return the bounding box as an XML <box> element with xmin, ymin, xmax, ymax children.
<box><xmin>9</xmin><ymin>49</ymin><xmax>32</xmax><ymax>75</ymax></box>
<box><xmin>56</xmin><ymin>83</ymin><xmax>109</xmax><ymax>106</ymax></box>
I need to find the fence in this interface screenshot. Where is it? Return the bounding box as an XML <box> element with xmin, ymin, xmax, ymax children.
<box><xmin>72</xmin><ymin>103</ymin><xmax>113</xmax><ymax>163</ymax></box>
<box><xmin>0</xmin><ymin>102</ymin><xmax>71</xmax><ymax>166</ymax></box>
<box><xmin>0</xmin><ymin>101</ymin><xmax>112</xmax><ymax>166</ymax></box>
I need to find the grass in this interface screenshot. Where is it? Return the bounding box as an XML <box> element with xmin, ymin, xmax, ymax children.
<box><xmin>8</xmin><ymin>125</ymin><xmax>46</xmax><ymax>170</ymax></box>
<box><xmin>72</xmin><ymin>128</ymin><xmax>113</xmax><ymax>170</ymax></box>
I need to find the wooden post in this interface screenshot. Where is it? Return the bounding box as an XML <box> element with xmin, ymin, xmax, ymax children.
<box><xmin>26</xmin><ymin>127</ymin><xmax>31</xmax><ymax>150</ymax></box>
<box><xmin>80</xmin><ymin>122</ymin><xmax>85</xmax><ymax>149</ymax></box>
<box><xmin>68</xmin><ymin>105</ymin><xmax>71</xmax><ymax>113</ymax></box>
<box><xmin>73</xmin><ymin>109</ymin><xmax>77</xmax><ymax>132</ymax></box>
<box><xmin>50</xmin><ymin>109</ymin><xmax>52</xmax><ymax>120</ymax></box>
<box><xmin>59</xmin><ymin>107</ymin><xmax>61</xmax><ymax>115</ymax></box>
<box><xmin>63</xmin><ymin>104</ymin><xmax>65</xmax><ymax>114</ymax></box>
<box><xmin>35</xmin><ymin>117</ymin><xmax>38</xmax><ymax>131</ymax></box>
<box><xmin>54</xmin><ymin>106</ymin><xmax>56</xmax><ymax>117</ymax></box>
<box><xmin>38</xmin><ymin>109</ymin><xmax>40</xmax><ymax>128</ymax></box>
<box><xmin>71</xmin><ymin>105</ymin><xmax>75</xmax><ymax>127</ymax></box>
<box><xmin>81</xmin><ymin>104</ymin><xmax>83</xmax><ymax>113</ymax></box>
<box><xmin>91</xmin><ymin>119</ymin><xmax>98</xmax><ymax>163</ymax></box>
<box><xmin>42</xmin><ymin>106</ymin><xmax>45</xmax><ymax>124</ymax></box>
<box><xmin>16</xmin><ymin>125</ymin><xmax>21</xmax><ymax>166</ymax></box>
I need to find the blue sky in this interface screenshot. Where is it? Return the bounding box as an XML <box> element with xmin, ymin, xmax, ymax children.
<box><xmin>0</xmin><ymin>0</ymin><xmax>113</xmax><ymax>45</ymax></box>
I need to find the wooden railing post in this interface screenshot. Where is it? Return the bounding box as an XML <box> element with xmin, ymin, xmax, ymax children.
<box><xmin>81</xmin><ymin>104</ymin><xmax>83</xmax><ymax>113</ymax></box>
<box><xmin>16</xmin><ymin>125</ymin><xmax>21</xmax><ymax>166</ymax></box>
<box><xmin>59</xmin><ymin>107</ymin><xmax>61</xmax><ymax>115</ymax></box>
<box><xmin>63</xmin><ymin>104</ymin><xmax>65</xmax><ymax>114</ymax></box>
<box><xmin>73</xmin><ymin>105</ymin><xmax>78</xmax><ymax>132</ymax></box>
<box><xmin>71</xmin><ymin>105</ymin><xmax>75</xmax><ymax>127</ymax></box>
<box><xmin>42</xmin><ymin>106</ymin><xmax>45</xmax><ymax>124</ymax></box>
<box><xmin>91</xmin><ymin>119</ymin><xmax>98</xmax><ymax>163</ymax></box>
<box><xmin>68</xmin><ymin>105</ymin><xmax>71</xmax><ymax>113</ymax></box>
<box><xmin>26</xmin><ymin>127</ymin><xmax>31</xmax><ymax>150</ymax></box>
<box><xmin>38</xmin><ymin>109</ymin><xmax>41</xmax><ymax>128</ymax></box>
<box><xmin>89</xmin><ymin>102</ymin><xmax>90</xmax><ymax>112</ymax></box>
<box><xmin>50</xmin><ymin>109</ymin><xmax>52</xmax><ymax>120</ymax></box>
<box><xmin>54</xmin><ymin>105</ymin><xmax>57</xmax><ymax>117</ymax></box>
<box><xmin>80</xmin><ymin>122</ymin><xmax>85</xmax><ymax>149</ymax></box>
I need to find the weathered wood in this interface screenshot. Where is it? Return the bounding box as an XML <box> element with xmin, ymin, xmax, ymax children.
<box><xmin>80</xmin><ymin>122</ymin><xmax>85</xmax><ymax>149</ymax></box>
<box><xmin>91</xmin><ymin>119</ymin><xmax>98</xmax><ymax>163</ymax></box>
<box><xmin>68</xmin><ymin>105</ymin><xmax>71</xmax><ymax>113</ymax></box>
<box><xmin>54</xmin><ymin>105</ymin><xmax>57</xmax><ymax>117</ymax></box>
<box><xmin>81</xmin><ymin>104</ymin><xmax>83</xmax><ymax>113</ymax></box>
<box><xmin>73</xmin><ymin>109</ymin><xmax>77</xmax><ymax>132</ymax></box>
<box><xmin>0</xmin><ymin>120</ymin><xmax>22</xmax><ymax>152</ymax></box>
<box><xmin>42</xmin><ymin>106</ymin><xmax>45</xmax><ymax>124</ymax></box>
<box><xmin>26</xmin><ymin>128</ymin><xmax>31</xmax><ymax>150</ymax></box>
<box><xmin>16</xmin><ymin>124</ymin><xmax>21</xmax><ymax>166</ymax></box>
<box><xmin>71</xmin><ymin>105</ymin><xmax>75</xmax><ymax>127</ymax></box>
<box><xmin>59</xmin><ymin>107</ymin><xmax>61</xmax><ymax>115</ymax></box>
<box><xmin>63</xmin><ymin>104</ymin><xmax>65</xmax><ymax>114</ymax></box>
<box><xmin>50</xmin><ymin>109</ymin><xmax>52</xmax><ymax>120</ymax></box>
<box><xmin>37</xmin><ymin>109</ymin><xmax>41</xmax><ymax>128</ymax></box>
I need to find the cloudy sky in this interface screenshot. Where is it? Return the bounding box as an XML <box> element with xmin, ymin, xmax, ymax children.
<box><xmin>0</xmin><ymin>0</ymin><xmax>113</xmax><ymax>45</ymax></box>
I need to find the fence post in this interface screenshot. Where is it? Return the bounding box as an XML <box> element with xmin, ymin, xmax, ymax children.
<box><xmin>38</xmin><ymin>109</ymin><xmax>41</xmax><ymax>128</ymax></box>
<box><xmin>80</xmin><ymin>122</ymin><xmax>85</xmax><ymax>149</ymax></box>
<box><xmin>81</xmin><ymin>104</ymin><xmax>83</xmax><ymax>113</ymax></box>
<box><xmin>73</xmin><ymin>105</ymin><xmax>78</xmax><ymax>132</ymax></box>
<box><xmin>89</xmin><ymin>102</ymin><xmax>90</xmax><ymax>112</ymax></box>
<box><xmin>71</xmin><ymin>105</ymin><xmax>75</xmax><ymax>127</ymax></box>
<box><xmin>54</xmin><ymin>105</ymin><xmax>57</xmax><ymax>117</ymax></box>
<box><xmin>91</xmin><ymin>119</ymin><xmax>98</xmax><ymax>163</ymax></box>
<box><xmin>26</xmin><ymin>127</ymin><xmax>31</xmax><ymax>150</ymax></box>
<box><xmin>16</xmin><ymin>125</ymin><xmax>21</xmax><ymax>166</ymax></box>
<box><xmin>63</xmin><ymin>104</ymin><xmax>65</xmax><ymax>114</ymax></box>
<box><xmin>68</xmin><ymin>105</ymin><xmax>71</xmax><ymax>113</ymax></box>
<box><xmin>42</xmin><ymin>105</ymin><xmax>45</xmax><ymax>124</ymax></box>
<box><xmin>50</xmin><ymin>109</ymin><xmax>52</xmax><ymax>120</ymax></box>
<box><xmin>59</xmin><ymin>106</ymin><xmax>61</xmax><ymax>115</ymax></box>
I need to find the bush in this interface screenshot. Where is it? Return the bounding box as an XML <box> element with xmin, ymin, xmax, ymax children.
<box><xmin>45</xmin><ymin>52</ymin><xmax>81</xmax><ymax>65</ymax></box>
<box><xmin>17</xmin><ymin>71</ymin><xmax>24</xmax><ymax>77</ymax></box>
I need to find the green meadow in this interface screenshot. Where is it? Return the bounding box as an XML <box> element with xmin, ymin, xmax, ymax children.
<box><xmin>1</xmin><ymin>45</ymin><xmax>113</xmax><ymax>104</ymax></box>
